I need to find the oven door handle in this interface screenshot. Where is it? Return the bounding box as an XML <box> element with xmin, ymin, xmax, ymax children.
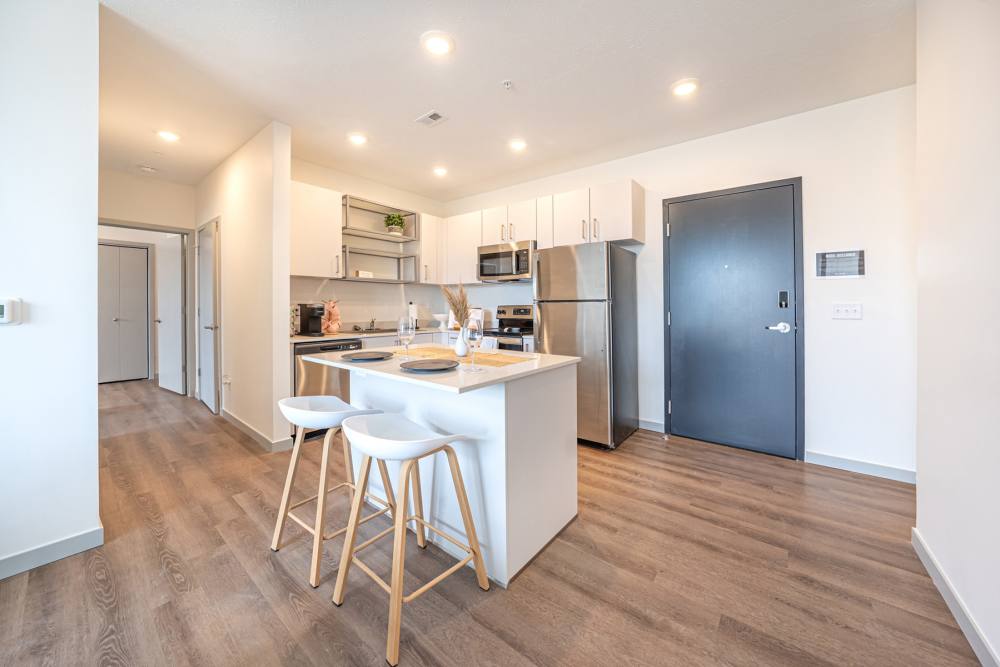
<box><xmin>496</xmin><ymin>336</ymin><xmax>522</xmax><ymax>346</ymax></box>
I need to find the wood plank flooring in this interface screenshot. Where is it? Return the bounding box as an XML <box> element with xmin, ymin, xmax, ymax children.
<box><xmin>0</xmin><ymin>380</ymin><xmax>977</xmax><ymax>666</ymax></box>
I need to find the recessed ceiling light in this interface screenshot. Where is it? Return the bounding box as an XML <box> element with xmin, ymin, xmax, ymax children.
<box><xmin>157</xmin><ymin>130</ymin><xmax>180</xmax><ymax>142</ymax></box>
<box><xmin>509</xmin><ymin>138</ymin><xmax>527</xmax><ymax>152</ymax></box>
<box><xmin>433</xmin><ymin>166</ymin><xmax>448</xmax><ymax>177</ymax></box>
<box><xmin>671</xmin><ymin>78</ymin><xmax>699</xmax><ymax>97</ymax></box>
<box><xmin>421</xmin><ymin>30</ymin><xmax>454</xmax><ymax>56</ymax></box>
<box><xmin>137</xmin><ymin>164</ymin><xmax>158</xmax><ymax>174</ymax></box>
<box><xmin>347</xmin><ymin>132</ymin><xmax>368</xmax><ymax>146</ymax></box>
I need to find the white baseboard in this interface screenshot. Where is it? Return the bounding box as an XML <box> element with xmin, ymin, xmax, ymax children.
<box><xmin>805</xmin><ymin>450</ymin><xmax>915</xmax><ymax>484</ymax></box>
<box><xmin>222</xmin><ymin>409</ymin><xmax>293</xmax><ymax>453</ymax></box>
<box><xmin>912</xmin><ymin>528</ymin><xmax>999</xmax><ymax>667</ymax></box>
<box><xmin>0</xmin><ymin>525</ymin><xmax>104</xmax><ymax>581</ymax></box>
<box><xmin>639</xmin><ymin>419</ymin><xmax>665</xmax><ymax>433</ymax></box>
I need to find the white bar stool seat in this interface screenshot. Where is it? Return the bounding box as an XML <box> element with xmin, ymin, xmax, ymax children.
<box><xmin>332</xmin><ymin>413</ymin><xmax>490</xmax><ymax>666</ymax></box>
<box><xmin>271</xmin><ymin>396</ymin><xmax>394</xmax><ymax>588</ymax></box>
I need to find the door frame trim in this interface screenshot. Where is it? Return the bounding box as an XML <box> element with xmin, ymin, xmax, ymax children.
<box><xmin>196</xmin><ymin>217</ymin><xmax>223</xmax><ymax>415</ymax></box>
<box><xmin>662</xmin><ymin>177</ymin><xmax>805</xmax><ymax>460</ymax></box>
<box><xmin>99</xmin><ymin>219</ymin><xmax>192</xmax><ymax>396</ymax></box>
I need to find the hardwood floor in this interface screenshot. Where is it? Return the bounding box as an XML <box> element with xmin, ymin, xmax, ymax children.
<box><xmin>1</xmin><ymin>380</ymin><xmax>977</xmax><ymax>666</ymax></box>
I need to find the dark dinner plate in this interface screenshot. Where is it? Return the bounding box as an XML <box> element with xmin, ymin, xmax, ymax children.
<box><xmin>343</xmin><ymin>351</ymin><xmax>393</xmax><ymax>362</ymax></box>
<box><xmin>399</xmin><ymin>359</ymin><xmax>459</xmax><ymax>373</ymax></box>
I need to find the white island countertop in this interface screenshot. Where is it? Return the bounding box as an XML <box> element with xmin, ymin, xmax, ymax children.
<box><xmin>303</xmin><ymin>344</ymin><xmax>579</xmax><ymax>394</ymax></box>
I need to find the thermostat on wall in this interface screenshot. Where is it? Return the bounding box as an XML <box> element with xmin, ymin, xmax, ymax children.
<box><xmin>0</xmin><ymin>298</ymin><xmax>22</xmax><ymax>325</ymax></box>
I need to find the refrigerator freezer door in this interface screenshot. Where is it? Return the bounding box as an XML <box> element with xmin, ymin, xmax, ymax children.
<box><xmin>534</xmin><ymin>243</ymin><xmax>609</xmax><ymax>302</ymax></box>
<box><xmin>535</xmin><ymin>300</ymin><xmax>612</xmax><ymax>445</ymax></box>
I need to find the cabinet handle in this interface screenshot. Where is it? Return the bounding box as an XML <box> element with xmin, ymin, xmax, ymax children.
<box><xmin>500</xmin><ymin>223</ymin><xmax>505</xmax><ymax>241</ymax></box>
<box><xmin>334</xmin><ymin>255</ymin><xmax>340</xmax><ymax>276</ymax></box>
<box><xmin>424</xmin><ymin>264</ymin><xmax>428</xmax><ymax>282</ymax></box>
<box><xmin>510</xmin><ymin>223</ymin><xmax>515</xmax><ymax>240</ymax></box>
<box><xmin>593</xmin><ymin>218</ymin><xmax>599</xmax><ymax>239</ymax></box>
<box><xmin>581</xmin><ymin>219</ymin><xmax>587</xmax><ymax>239</ymax></box>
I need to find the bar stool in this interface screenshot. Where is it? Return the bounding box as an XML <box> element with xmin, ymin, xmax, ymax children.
<box><xmin>271</xmin><ymin>396</ymin><xmax>395</xmax><ymax>588</ymax></box>
<box><xmin>332</xmin><ymin>413</ymin><xmax>490</xmax><ymax>666</ymax></box>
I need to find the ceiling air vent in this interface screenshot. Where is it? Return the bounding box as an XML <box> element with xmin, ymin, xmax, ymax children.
<box><xmin>414</xmin><ymin>110</ymin><xmax>447</xmax><ymax>127</ymax></box>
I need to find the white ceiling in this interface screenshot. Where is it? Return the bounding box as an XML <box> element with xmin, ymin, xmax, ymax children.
<box><xmin>99</xmin><ymin>0</ymin><xmax>915</xmax><ymax>200</ymax></box>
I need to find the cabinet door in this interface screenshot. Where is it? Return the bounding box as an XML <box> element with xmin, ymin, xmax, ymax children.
<box><xmin>291</xmin><ymin>181</ymin><xmax>343</xmax><ymax>278</ymax></box>
<box><xmin>507</xmin><ymin>198</ymin><xmax>537</xmax><ymax>242</ymax></box>
<box><xmin>589</xmin><ymin>180</ymin><xmax>645</xmax><ymax>243</ymax></box>
<box><xmin>553</xmin><ymin>188</ymin><xmax>591</xmax><ymax>247</ymax></box>
<box><xmin>363</xmin><ymin>335</ymin><xmax>398</xmax><ymax>348</ymax></box>
<box><xmin>419</xmin><ymin>214</ymin><xmax>441</xmax><ymax>284</ymax></box>
<box><xmin>481</xmin><ymin>206</ymin><xmax>507</xmax><ymax>245</ymax></box>
<box><xmin>535</xmin><ymin>195</ymin><xmax>554</xmax><ymax>249</ymax></box>
<box><xmin>445</xmin><ymin>211</ymin><xmax>482</xmax><ymax>284</ymax></box>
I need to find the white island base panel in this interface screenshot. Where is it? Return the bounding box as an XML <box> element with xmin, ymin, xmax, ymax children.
<box><xmin>347</xmin><ymin>364</ymin><xmax>578</xmax><ymax>588</ymax></box>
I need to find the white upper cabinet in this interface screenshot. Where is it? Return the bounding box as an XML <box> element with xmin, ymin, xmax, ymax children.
<box><xmin>290</xmin><ymin>180</ymin><xmax>343</xmax><ymax>278</ymax></box>
<box><xmin>445</xmin><ymin>210</ymin><xmax>482</xmax><ymax>284</ymax></box>
<box><xmin>507</xmin><ymin>198</ymin><xmax>537</xmax><ymax>243</ymax></box>
<box><xmin>553</xmin><ymin>187</ymin><xmax>591</xmax><ymax>247</ymax></box>
<box><xmin>588</xmin><ymin>180</ymin><xmax>645</xmax><ymax>244</ymax></box>
<box><xmin>481</xmin><ymin>206</ymin><xmax>507</xmax><ymax>245</ymax></box>
<box><xmin>418</xmin><ymin>214</ymin><xmax>444</xmax><ymax>284</ymax></box>
<box><xmin>535</xmin><ymin>195</ymin><xmax>554</xmax><ymax>249</ymax></box>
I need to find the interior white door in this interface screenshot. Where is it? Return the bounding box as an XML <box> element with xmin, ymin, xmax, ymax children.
<box><xmin>197</xmin><ymin>222</ymin><xmax>219</xmax><ymax>413</ymax></box>
<box><xmin>553</xmin><ymin>188</ymin><xmax>591</xmax><ymax>246</ymax></box>
<box><xmin>117</xmin><ymin>246</ymin><xmax>150</xmax><ymax>381</ymax></box>
<box><xmin>98</xmin><ymin>244</ymin><xmax>120</xmax><ymax>383</ymax></box>
<box><xmin>155</xmin><ymin>235</ymin><xmax>185</xmax><ymax>394</ymax></box>
<box><xmin>98</xmin><ymin>243</ymin><xmax>149</xmax><ymax>383</ymax></box>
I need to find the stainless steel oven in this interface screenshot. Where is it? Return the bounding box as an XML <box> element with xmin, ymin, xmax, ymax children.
<box><xmin>477</xmin><ymin>240</ymin><xmax>535</xmax><ymax>282</ymax></box>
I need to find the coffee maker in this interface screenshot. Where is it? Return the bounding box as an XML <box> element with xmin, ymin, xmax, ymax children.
<box><xmin>296</xmin><ymin>303</ymin><xmax>325</xmax><ymax>336</ymax></box>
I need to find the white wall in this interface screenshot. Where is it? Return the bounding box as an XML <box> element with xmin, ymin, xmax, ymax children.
<box><xmin>196</xmin><ymin>122</ymin><xmax>292</xmax><ymax>445</ymax></box>
<box><xmin>99</xmin><ymin>168</ymin><xmax>196</xmax><ymax>229</ymax></box>
<box><xmin>292</xmin><ymin>158</ymin><xmax>446</xmax><ymax>218</ymax></box>
<box><xmin>447</xmin><ymin>87</ymin><xmax>917</xmax><ymax>476</ymax></box>
<box><xmin>0</xmin><ymin>0</ymin><xmax>102</xmax><ymax>578</ymax></box>
<box><xmin>914</xmin><ymin>1</ymin><xmax>1000</xmax><ymax>663</ymax></box>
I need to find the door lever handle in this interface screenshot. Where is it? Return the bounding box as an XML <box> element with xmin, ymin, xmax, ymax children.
<box><xmin>764</xmin><ymin>322</ymin><xmax>792</xmax><ymax>334</ymax></box>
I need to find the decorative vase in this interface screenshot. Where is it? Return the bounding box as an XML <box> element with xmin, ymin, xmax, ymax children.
<box><xmin>453</xmin><ymin>327</ymin><xmax>469</xmax><ymax>357</ymax></box>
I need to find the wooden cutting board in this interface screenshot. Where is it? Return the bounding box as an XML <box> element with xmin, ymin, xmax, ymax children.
<box><xmin>402</xmin><ymin>346</ymin><xmax>527</xmax><ymax>368</ymax></box>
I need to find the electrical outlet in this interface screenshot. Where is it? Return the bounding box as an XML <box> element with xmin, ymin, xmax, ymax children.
<box><xmin>832</xmin><ymin>302</ymin><xmax>863</xmax><ymax>320</ymax></box>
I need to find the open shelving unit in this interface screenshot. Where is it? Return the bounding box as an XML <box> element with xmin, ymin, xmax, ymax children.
<box><xmin>342</xmin><ymin>245</ymin><xmax>417</xmax><ymax>283</ymax></box>
<box><xmin>342</xmin><ymin>194</ymin><xmax>420</xmax><ymax>242</ymax></box>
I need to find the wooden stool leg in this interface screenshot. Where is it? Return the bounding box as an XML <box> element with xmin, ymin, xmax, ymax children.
<box><xmin>308</xmin><ymin>427</ymin><xmax>335</xmax><ymax>587</ymax></box>
<box><xmin>443</xmin><ymin>445</ymin><xmax>489</xmax><ymax>591</ymax></box>
<box><xmin>386</xmin><ymin>459</ymin><xmax>414</xmax><ymax>667</ymax></box>
<box><xmin>409</xmin><ymin>461</ymin><xmax>427</xmax><ymax>548</ymax></box>
<box><xmin>332</xmin><ymin>455</ymin><xmax>372</xmax><ymax>606</ymax></box>
<box><xmin>377</xmin><ymin>459</ymin><xmax>397</xmax><ymax>520</ymax></box>
<box><xmin>341</xmin><ymin>427</ymin><xmax>355</xmax><ymax>490</ymax></box>
<box><xmin>271</xmin><ymin>427</ymin><xmax>305</xmax><ymax>551</ymax></box>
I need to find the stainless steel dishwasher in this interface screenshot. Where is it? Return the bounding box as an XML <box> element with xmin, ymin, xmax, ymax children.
<box><xmin>292</xmin><ymin>338</ymin><xmax>362</xmax><ymax>435</ymax></box>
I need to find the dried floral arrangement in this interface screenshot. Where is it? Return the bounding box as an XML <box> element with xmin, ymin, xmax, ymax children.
<box><xmin>440</xmin><ymin>284</ymin><xmax>470</xmax><ymax>326</ymax></box>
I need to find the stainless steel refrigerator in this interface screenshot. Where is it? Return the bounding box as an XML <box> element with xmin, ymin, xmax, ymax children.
<box><xmin>534</xmin><ymin>242</ymin><xmax>639</xmax><ymax>448</ymax></box>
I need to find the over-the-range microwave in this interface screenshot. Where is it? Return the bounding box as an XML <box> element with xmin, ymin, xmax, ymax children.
<box><xmin>477</xmin><ymin>240</ymin><xmax>535</xmax><ymax>282</ymax></box>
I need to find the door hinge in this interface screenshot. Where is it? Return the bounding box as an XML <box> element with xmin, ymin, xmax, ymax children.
<box><xmin>667</xmin><ymin>400</ymin><xmax>672</xmax><ymax>415</ymax></box>
<box><xmin>665</xmin><ymin>223</ymin><xmax>670</xmax><ymax>237</ymax></box>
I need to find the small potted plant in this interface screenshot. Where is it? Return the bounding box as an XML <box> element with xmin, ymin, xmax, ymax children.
<box><xmin>384</xmin><ymin>213</ymin><xmax>406</xmax><ymax>236</ymax></box>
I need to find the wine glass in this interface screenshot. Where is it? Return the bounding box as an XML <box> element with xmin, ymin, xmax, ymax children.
<box><xmin>397</xmin><ymin>315</ymin><xmax>416</xmax><ymax>359</ymax></box>
<box><xmin>463</xmin><ymin>318</ymin><xmax>484</xmax><ymax>373</ymax></box>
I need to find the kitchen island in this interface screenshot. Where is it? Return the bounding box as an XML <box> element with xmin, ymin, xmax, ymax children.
<box><xmin>303</xmin><ymin>344</ymin><xmax>579</xmax><ymax>587</ymax></box>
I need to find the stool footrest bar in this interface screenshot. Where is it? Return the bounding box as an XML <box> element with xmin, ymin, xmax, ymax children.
<box><xmin>404</xmin><ymin>554</ymin><xmax>474</xmax><ymax>604</ymax></box>
<box><xmin>351</xmin><ymin>556</ymin><xmax>392</xmax><ymax>595</ymax></box>
<box><xmin>408</xmin><ymin>515</ymin><xmax>473</xmax><ymax>553</ymax></box>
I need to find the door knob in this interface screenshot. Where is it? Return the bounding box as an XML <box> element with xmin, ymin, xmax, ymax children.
<box><xmin>112</xmin><ymin>317</ymin><xmax>120</xmax><ymax>322</ymax></box>
<box><xmin>765</xmin><ymin>322</ymin><xmax>792</xmax><ymax>334</ymax></box>
<box><xmin>154</xmin><ymin>318</ymin><xmax>163</xmax><ymax>324</ymax></box>
<box><xmin>203</xmin><ymin>325</ymin><xmax>217</xmax><ymax>331</ymax></box>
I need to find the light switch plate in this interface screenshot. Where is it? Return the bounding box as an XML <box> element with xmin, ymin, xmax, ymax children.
<box><xmin>832</xmin><ymin>302</ymin><xmax>863</xmax><ymax>320</ymax></box>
